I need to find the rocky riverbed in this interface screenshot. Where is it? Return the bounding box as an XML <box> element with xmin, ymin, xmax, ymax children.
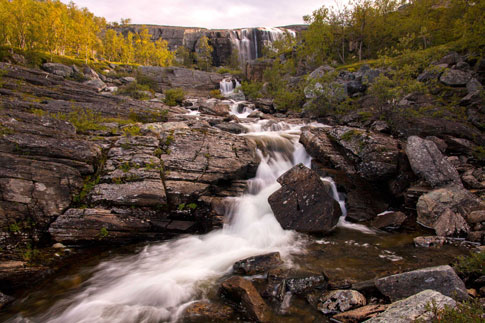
<box><xmin>0</xmin><ymin>56</ymin><xmax>484</xmax><ymax>322</ymax></box>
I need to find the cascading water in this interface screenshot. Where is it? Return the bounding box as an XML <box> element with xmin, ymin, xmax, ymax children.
<box><xmin>219</xmin><ymin>78</ymin><xmax>241</xmax><ymax>95</ymax></box>
<box><xmin>23</xmin><ymin>109</ymin><xmax>313</xmax><ymax>323</ymax></box>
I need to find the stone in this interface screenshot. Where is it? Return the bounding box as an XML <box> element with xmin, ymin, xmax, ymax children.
<box><xmin>83</xmin><ymin>79</ymin><xmax>107</xmax><ymax>92</ymax></box>
<box><xmin>52</xmin><ymin>243</ymin><xmax>66</xmax><ymax>249</ymax></box>
<box><xmin>268</xmin><ymin>164</ymin><xmax>341</xmax><ymax>233</ymax></box>
<box><xmin>405</xmin><ymin>136</ymin><xmax>461</xmax><ymax>188</ymax></box>
<box><xmin>90</xmin><ymin>181</ymin><xmax>167</xmax><ymax>207</ymax></box>
<box><xmin>413</xmin><ymin>236</ymin><xmax>446</xmax><ymax>248</ymax></box>
<box><xmin>82</xmin><ymin>66</ymin><xmax>100</xmax><ymax>80</ymax></box>
<box><xmin>467</xmin><ymin>78</ymin><xmax>483</xmax><ymax>94</ymax></box>
<box><xmin>220</xmin><ymin>276</ymin><xmax>271</xmax><ymax>322</ymax></box>
<box><xmin>371</xmin><ymin>211</ymin><xmax>407</xmax><ymax>231</ymax></box>
<box><xmin>42</xmin><ymin>63</ymin><xmax>73</xmax><ymax>77</ymax></box>
<box><xmin>333</xmin><ymin>304</ymin><xmax>388</xmax><ymax>322</ymax></box>
<box><xmin>365</xmin><ymin>290</ymin><xmax>456</xmax><ymax>323</ymax></box>
<box><xmin>0</xmin><ymin>292</ymin><xmax>14</xmax><ymax>309</ymax></box>
<box><xmin>308</xmin><ymin>65</ymin><xmax>335</xmax><ymax>80</ymax></box>
<box><xmin>346</xmin><ymin>80</ymin><xmax>367</xmax><ymax>96</ymax></box>
<box><xmin>233</xmin><ymin>252</ymin><xmax>283</xmax><ymax>275</ymax></box>
<box><xmin>437</xmin><ymin>52</ymin><xmax>463</xmax><ymax>66</ymax></box>
<box><xmin>311</xmin><ymin>290</ymin><xmax>366</xmax><ymax>315</ymax></box>
<box><xmin>375</xmin><ymin>265</ymin><xmax>469</xmax><ymax>302</ymax></box>
<box><xmin>433</xmin><ymin>208</ymin><xmax>469</xmax><ymax>237</ymax></box>
<box><xmin>416</xmin><ymin>185</ymin><xmax>481</xmax><ymax>228</ymax></box>
<box><xmin>199</xmin><ymin>103</ymin><xmax>230</xmax><ymax>117</ymax></box>
<box><xmin>468</xmin><ymin>211</ymin><xmax>485</xmax><ymax>224</ymax></box>
<box><xmin>121</xmin><ymin>76</ymin><xmax>136</xmax><ymax>83</ymax></box>
<box><xmin>440</xmin><ymin>69</ymin><xmax>472</xmax><ymax>87</ymax></box>
<box><xmin>182</xmin><ymin>301</ymin><xmax>234</xmax><ymax>322</ymax></box>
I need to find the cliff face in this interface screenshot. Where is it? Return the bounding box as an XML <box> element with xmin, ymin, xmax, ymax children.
<box><xmin>119</xmin><ymin>25</ymin><xmax>306</xmax><ymax>66</ymax></box>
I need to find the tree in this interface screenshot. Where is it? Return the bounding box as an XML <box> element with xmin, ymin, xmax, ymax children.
<box><xmin>195</xmin><ymin>36</ymin><xmax>213</xmax><ymax>71</ymax></box>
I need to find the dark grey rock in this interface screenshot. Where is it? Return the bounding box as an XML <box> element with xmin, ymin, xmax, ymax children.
<box><xmin>233</xmin><ymin>252</ymin><xmax>283</xmax><ymax>275</ymax></box>
<box><xmin>375</xmin><ymin>265</ymin><xmax>469</xmax><ymax>302</ymax></box>
<box><xmin>440</xmin><ymin>69</ymin><xmax>472</xmax><ymax>87</ymax></box>
<box><xmin>309</xmin><ymin>290</ymin><xmax>366</xmax><ymax>315</ymax></box>
<box><xmin>371</xmin><ymin>211</ymin><xmax>407</xmax><ymax>231</ymax></box>
<box><xmin>268</xmin><ymin>164</ymin><xmax>341</xmax><ymax>233</ymax></box>
<box><xmin>42</xmin><ymin>63</ymin><xmax>73</xmax><ymax>77</ymax></box>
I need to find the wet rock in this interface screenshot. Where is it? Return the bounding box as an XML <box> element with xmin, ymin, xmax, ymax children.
<box><xmin>325</xmin><ymin>126</ymin><xmax>400</xmax><ymax>181</ymax></box>
<box><xmin>0</xmin><ymin>292</ymin><xmax>14</xmax><ymax>309</ymax></box>
<box><xmin>48</xmin><ymin>208</ymin><xmax>177</xmax><ymax>244</ymax></box>
<box><xmin>264</xmin><ymin>269</ymin><xmax>328</xmax><ymax>302</ymax></box>
<box><xmin>182</xmin><ymin>301</ymin><xmax>234</xmax><ymax>322</ymax></box>
<box><xmin>433</xmin><ymin>208</ymin><xmax>469</xmax><ymax>237</ymax></box>
<box><xmin>42</xmin><ymin>63</ymin><xmax>73</xmax><ymax>77</ymax></box>
<box><xmin>405</xmin><ymin>136</ymin><xmax>461</xmax><ymax>188</ymax></box>
<box><xmin>413</xmin><ymin>236</ymin><xmax>446</xmax><ymax>248</ymax></box>
<box><xmin>90</xmin><ymin>181</ymin><xmax>167</xmax><ymax>207</ymax></box>
<box><xmin>375</xmin><ymin>265</ymin><xmax>469</xmax><ymax>302</ymax></box>
<box><xmin>332</xmin><ymin>304</ymin><xmax>388</xmax><ymax>322</ymax></box>
<box><xmin>199</xmin><ymin>103</ymin><xmax>230</xmax><ymax>117</ymax></box>
<box><xmin>416</xmin><ymin>185</ymin><xmax>481</xmax><ymax>228</ymax></box>
<box><xmin>233</xmin><ymin>252</ymin><xmax>283</xmax><ymax>275</ymax></box>
<box><xmin>214</xmin><ymin>122</ymin><xmax>247</xmax><ymax>134</ymax></box>
<box><xmin>309</xmin><ymin>290</ymin><xmax>366</xmax><ymax>315</ymax></box>
<box><xmin>220</xmin><ymin>276</ymin><xmax>271</xmax><ymax>322</ymax></box>
<box><xmin>268</xmin><ymin>164</ymin><xmax>341</xmax><ymax>233</ymax></box>
<box><xmin>440</xmin><ymin>68</ymin><xmax>472</xmax><ymax>87</ymax></box>
<box><xmin>366</xmin><ymin>290</ymin><xmax>456</xmax><ymax>323</ymax></box>
<box><xmin>371</xmin><ymin>211</ymin><xmax>407</xmax><ymax>231</ymax></box>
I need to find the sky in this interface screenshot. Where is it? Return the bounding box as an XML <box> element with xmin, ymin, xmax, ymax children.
<box><xmin>61</xmin><ymin>0</ymin><xmax>336</xmax><ymax>29</ymax></box>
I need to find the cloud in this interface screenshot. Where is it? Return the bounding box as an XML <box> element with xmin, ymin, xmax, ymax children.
<box><xmin>61</xmin><ymin>0</ymin><xmax>337</xmax><ymax>29</ymax></box>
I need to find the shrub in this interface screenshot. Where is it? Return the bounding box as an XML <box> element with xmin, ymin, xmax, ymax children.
<box><xmin>116</xmin><ymin>82</ymin><xmax>153</xmax><ymax>100</ymax></box>
<box><xmin>210</xmin><ymin>89</ymin><xmax>223</xmax><ymax>99</ymax></box>
<box><xmin>453</xmin><ymin>251</ymin><xmax>485</xmax><ymax>277</ymax></box>
<box><xmin>423</xmin><ymin>298</ymin><xmax>485</xmax><ymax>323</ymax></box>
<box><xmin>240</xmin><ymin>81</ymin><xmax>263</xmax><ymax>100</ymax></box>
<box><xmin>164</xmin><ymin>88</ymin><xmax>185</xmax><ymax>106</ymax></box>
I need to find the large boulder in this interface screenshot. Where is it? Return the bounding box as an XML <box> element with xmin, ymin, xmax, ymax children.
<box><xmin>220</xmin><ymin>276</ymin><xmax>271</xmax><ymax>322</ymax></box>
<box><xmin>42</xmin><ymin>63</ymin><xmax>73</xmax><ymax>77</ymax></box>
<box><xmin>405</xmin><ymin>136</ymin><xmax>462</xmax><ymax>188</ymax></box>
<box><xmin>416</xmin><ymin>185</ymin><xmax>481</xmax><ymax>228</ymax></box>
<box><xmin>440</xmin><ymin>69</ymin><xmax>472</xmax><ymax>87</ymax></box>
<box><xmin>375</xmin><ymin>265</ymin><xmax>469</xmax><ymax>302</ymax></box>
<box><xmin>433</xmin><ymin>208</ymin><xmax>469</xmax><ymax>237</ymax></box>
<box><xmin>365</xmin><ymin>290</ymin><xmax>456</xmax><ymax>323</ymax></box>
<box><xmin>233</xmin><ymin>252</ymin><xmax>283</xmax><ymax>275</ymax></box>
<box><xmin>268</xmin><ymin>164</ymin><xmax>341</xmax><ymax>233</ymax></box>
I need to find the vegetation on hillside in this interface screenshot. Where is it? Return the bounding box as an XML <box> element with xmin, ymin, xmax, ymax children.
<box><xmin>0</xmin><ymin>0</ymin><xmax>173</xmax><ymax>66</ymax></box>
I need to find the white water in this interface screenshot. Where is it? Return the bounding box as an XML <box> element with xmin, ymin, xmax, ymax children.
<box><xmin>33</xmin><ymin>111</ymin><xmax>313</xmax><ymax>323</ymax></box>
<box><xmin>219</xmin><ymin>78</ymin><xmax>241</xmax><ymax>95</ymax></box>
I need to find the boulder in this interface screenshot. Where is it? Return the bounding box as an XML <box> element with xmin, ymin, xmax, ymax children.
<box><xmin>268</xmin><ymin>164</ymin><xmax>341</xmax><ymax>233</ymax></box>
<box><xmin>308</xmin><ymin>65</ymin><xmax>335</xmax><ymax>80</ymax></box>
<box><xmin>365</xmin><ymin>290</ymin><xmax>456</xmax><ymax>323</ymax></box>
<box><xmin>371</xmin><ymin>211</ymin><xmax>407</xmax><ymax>231</ymax></box>
<box><xmin>467</xmin><ymin>78</ymin><xmax>483</xmax><ymax>94</ymax></box>
<box><xmin>83</xmin><ymin>79</ymin><xmax>107</xmax><ymax>92</ymax></box>
<box><xmin>233</xmin><ymin>252</ymin><xmax>283</xmax><ymax>275</ymax></box>
<box><xmin>199</xmin><ymin>103</ymin><xmax>230</xmax><ymax>117</ymax></box>
<box><xmin>416</xmin><ymin>185</ymin><xmax>481</xmax><ymax>228</ymax></box>
<box><xmin>220</xmin><ymin>276</ymin><xmax>271</xmax><ymax>322</ymax></box>
<box><xmin>440</xmin><ymin>69</ymin><xmax>472</xmax><ymax>87</ymax></box>
<box><xmin>182</xmin><ymin>301</ymin><xmax>234</xmax><ymax>322</ymax></box>
<box><xmin>42</xmin><ymin>63</ymin><xmax>73</xmax><ymax>77</ymax></box>
<box><xmin>214</xmin><ymin>122</ymin><xmax>247</xmax><ymax>134</ymax></box>
<box><xmin>433</xmin><ymin>208</ymin><xmax>469</xmax><ymax>237</ymax></box>
<box><xmin>333</xmin><ymin>304</ymin><xmax>388</xmax><ymax>322</ymax></box>
<box><xmin>309</xmin><ymin>290</ymin><xmax>366</xmax><ymax>315</ymax></box>
<box><xmin>468</xmin><ymin>210</ymin><xmax>485</xmax><ymax>224</ymax></box>
<box><xmin>405</xmin><ymin>136</ymin><xmax>461</xmax><ymax>188</ymax></box>
<box><xmin>375</xmin><ymin>265</ymin><xmax>469</xmax><ymax>302</ymax></box>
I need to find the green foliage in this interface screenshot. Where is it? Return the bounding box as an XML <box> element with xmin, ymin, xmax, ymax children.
<box><xmin>73</xmin><ymin>175</ymin><xmax>100</xmax><ymax>204</ymax></box>
<box><xmin>473</xmin><ymin>146</ymin><xmax>485</xmax><ymax>162</ymax></box>
<box><xmin>422</xmin><ymin>298</ymin><xmax>485</xmax><ymax>323</ymax></box>
<box><xmin>56</xmin><ymin>107</ymin><xmax>107</xmax><ymax>134</ymax></box>
<box><xmin>453</xmin><ymin>251</ymin><xmax>485</xmax><ymax>276</ymax></box>
<box><xmin>99</xmin><ymin>227</ymin><xmax>109</xmax><ymax>239</ymax></box>
<box><xmin>116</xmin><ymin>81</ymin><xmax>152</xmax><ymax>100</ymax></box>
<box><xmin>0</xmin><ymin>125</ymin><xmax>14</xmax><ymax>136</ymax></box>
<box><xmin>122</xmin><ymin>125</ymin><xmax>141</xmax><ymax>137</ymax></box>
<box><xmin>210</xmin><ymin>89</ymin><xmax>223</xmax><ymax>99</ymax></box>
<box><xmin>177</xmin><ymin>203</ymin><xmax>197</xmax><ymax>211</ymax></box>
<box><xmin>195</xmin><ymin>36</ymin><xmax>213</xmax><ymax>71</ymax></box>
<box><xmin>341</xmin><ymin>129</ymin><xmax>362</xmax><ymax>142</ymax></box>
<box><xmin>9</xmin><ymin>222</ymin><xmax>20</xmax><ymax>232</ymax></box>
<box><xmin>164</xmin><ymin>88</ymin><xmax>185</xmax><ymax>106</ymax></box>
<box><xmin>240</xmin><ymin>81</ymin><xmax>263</xmax><ymax>100</ymax></box>
<box><xmin>175</xmin><ymin>46</ymin><xmax>193</xmax><ymax>68</ymax></box>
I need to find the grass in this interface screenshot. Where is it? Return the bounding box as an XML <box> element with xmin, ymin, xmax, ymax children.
<box><xmin>420</xmin><ymin>298</ymin><xmax>485</xmax><ymax>323</ymax></box>
<box><xmin>453</xmin><ymin>251</ymin><xmax>485</xmax><ymax>277</ymax></box>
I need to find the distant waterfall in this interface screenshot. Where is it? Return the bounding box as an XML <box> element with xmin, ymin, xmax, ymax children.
<box><xmin>229</xmin><ymin>27</ymin><xmax>296</xmax><ymax>66</ymax></box>
<box><xmin>219</xmin><ymin>78</ymin><xmax>241</xmax><ymax>95</ymax></box>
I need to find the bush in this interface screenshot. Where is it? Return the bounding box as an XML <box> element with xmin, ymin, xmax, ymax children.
<box><xmin>453</xmin><ymin>251</ymin><xmax>485</xmax><ymax>277</ymax></box>
<box><xmin>116</xmin><ymin>82</ymin><xmax>153</xmax><ymax>100</ymax></box>
<box><xmin>423</xmin><ymin>298</ymin><xmax>485</xmax><ymax>323</ymax></box>
<box><xmin>240</xmin><ymin>81</ymin><xmax>263</xmax><ymax>100</ymax></box>
<box><xmin>164</xmin><ymin>88</ymin><xmax>185</xmax><ymax>106</ymax></box>
<box><xmin>210</xmin><ymin>89</ymin><xmax>223</xmax><ymax>99</ymax></box>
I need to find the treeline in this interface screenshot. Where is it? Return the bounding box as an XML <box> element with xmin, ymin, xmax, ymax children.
<box><xmin>0</xmin><ymin>0</ymin><xmax>173</xmax><ymax>66</ymax></box>
<box><xmin>297</xmin><ymin>0</ymin><xmax>485</xmax><ymax>66</ymax></box>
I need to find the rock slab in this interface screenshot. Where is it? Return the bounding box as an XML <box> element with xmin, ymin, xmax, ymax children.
<box><xmin>375</xmin><ymin>265</ymin><xmax>468</xmax><ymax>301</ymax></box>
<box><xmin>233</xmin><ymin>252</ymin><xmax>283</xmax><ymax>275</ymax></box>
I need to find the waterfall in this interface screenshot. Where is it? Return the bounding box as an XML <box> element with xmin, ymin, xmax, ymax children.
<box><xmin>32</xmin><ymin>117</ymin><xmax>311</xmax><ymax>323</ymax></box>
<box><xmin>229</xmin><ymin>27</ymin><xmax>296</xmax><ymax>66</ymax></box>
<box><xmin>321</xmin><ymin>177</ymin><xmax>376</xmax><ymax>234</ymax></box>
<box><xmin>219</xmin><ymin>78</ymin><xmax>241</xmax><ymax>95</ymax></box>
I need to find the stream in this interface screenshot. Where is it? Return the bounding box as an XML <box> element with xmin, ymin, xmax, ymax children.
<box><xmin>1</xmin><ymin>102</ymin><xmax>466</xmax><ymax>323</ymax></box>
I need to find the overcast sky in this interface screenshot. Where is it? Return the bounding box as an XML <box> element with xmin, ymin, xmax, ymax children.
<box><xmin>61</xmin><ymin>0</ymin><xmax>339</xmax><ymax>29</ymax></box>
